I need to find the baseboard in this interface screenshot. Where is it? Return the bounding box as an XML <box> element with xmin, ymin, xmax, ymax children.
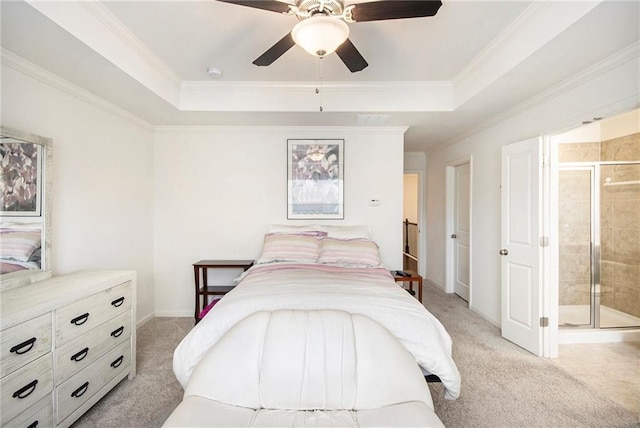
<box><xmin>425</xmin><ymin>278</ymin><xmax>445</xmax><ymax>292</ymax></box>
<box><xmin>469</xmin><ymin>305</ymin><xmax>501</xmax><ymax>329</ymax></box>
<box><xmin>154</xmin><ymin>310</ymin><xmax>193</xmax><ymax>318</ymax></box>
<box><xmin>425</xmin><ymin>278</ymin><xmax>501</xmax><ymax>328</ymax></box>
<box><xmin>136</xmin><ymin>312</ymin><xmax>155</xmax><ymax>329</ymax></box>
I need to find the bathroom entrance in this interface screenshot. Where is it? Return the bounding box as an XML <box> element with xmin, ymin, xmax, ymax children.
<box><xmin>555</xmin><ymin>110</ymin><xmax>640</xmax><ymax>330</ymax></box>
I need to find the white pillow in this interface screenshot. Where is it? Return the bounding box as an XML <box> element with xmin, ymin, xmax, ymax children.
<box><xmin>267</xmin><ymin>224</ymin><xmax>371</xmax><ymax>240</ymax></box>
<box><xmin>320</xmin><ymin>225</ymin><xmax>371</xmax><ymax>240</ymax></box>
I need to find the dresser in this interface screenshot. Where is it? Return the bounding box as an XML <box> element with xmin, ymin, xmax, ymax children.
<box><xmin>0</xmin><ymin>270</ymin><xmax>136</xmax><ymax>428</ymax></box>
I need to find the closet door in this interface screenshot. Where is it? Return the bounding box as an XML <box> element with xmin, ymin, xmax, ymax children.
<box><xmin>452</xmin><ymin>162</ymin><xmax>471</xmax><ymax>301</ymax></box>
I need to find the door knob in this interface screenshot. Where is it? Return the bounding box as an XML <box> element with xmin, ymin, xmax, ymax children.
<box><xmin>499</xmin><ymin>249</ymin><xmax>509</xmax><ymax>256</ymax></box>
<box><xmin>451</xmin><ymin>234</ymin><xmax>457</xmax><ymax>239</ymax></box>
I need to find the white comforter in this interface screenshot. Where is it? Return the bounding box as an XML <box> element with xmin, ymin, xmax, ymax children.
<box><xmin>173</xmin><ymin>263</ymin><xmax>461</xmax><ymax>400</ymax></box>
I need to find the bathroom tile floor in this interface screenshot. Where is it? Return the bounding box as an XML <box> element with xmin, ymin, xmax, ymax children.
<box><xmin>553</xmin><ymin>341</ymin><xmax>639</xmax><ymax>419</ymax></box>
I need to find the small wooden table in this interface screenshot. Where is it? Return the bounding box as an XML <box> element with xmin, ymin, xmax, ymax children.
<box><xmin>193</xmin><ymin>259</ymin><xmax>253</xmax><ymax>323</ymax></box>
<box><xmin>393</xmin><ymin>270</ymin><xmax>423</xmax><ymax>303</ymax></box>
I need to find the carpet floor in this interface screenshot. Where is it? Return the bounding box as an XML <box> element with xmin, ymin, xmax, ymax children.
<box><xmin>72</xmin><ymin>283</ymin><xmax>638</xmax><ymax>427</ymax></box>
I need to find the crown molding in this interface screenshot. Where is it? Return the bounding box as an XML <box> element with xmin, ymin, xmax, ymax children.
<box><xmin>79</xmin><ymin>1</ymin><xmax>182</xmax><ymax>87</ymax></box>
<box><xmin>25</xmin><ymin>0</ymin><xmax>182</xmax><ymax>107</ymax></box>
<box><xmin>500</xmin><ymin>41</ymin><xmax>639</xmax><ymax>121</ymax></box>
<box><xmin>453</xmin><ymin>0</ymin><xmax>602</xmax><ymax>108</ymax></box>
<box><xmin>435</xmin><ymin>42</ymin><xmax>639</xmax><ymax>152</ymax></box>
<box><xmin>1</xmin><ymin>48</ymin><xmax>154</xmax><ymax>132</ymax></box>
<box><xmin>180</xmin><ymin>81</ymin><xmax>454</xmax><ymax>112</ymax></box>
<box><xmin>154</xmin><ymin>125</ymin><xmax>409</xmax><ymax>134</ymax></box>
<box><xmin>453</xmin><ymin>1</ymin><xmax>548</xmax><ymax>85</ymax></box>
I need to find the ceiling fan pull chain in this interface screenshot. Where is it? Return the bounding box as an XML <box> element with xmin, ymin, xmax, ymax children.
<box><xmin>316</xmin><ymin>56</ymin><xmax>324</xmax><ymax>112</ymax></box>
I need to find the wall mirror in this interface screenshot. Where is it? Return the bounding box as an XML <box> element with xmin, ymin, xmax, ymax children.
<box><xmin>0</xmin><ymin>126</ymin><xmax>53</xmax><ymax>290</ymax></box>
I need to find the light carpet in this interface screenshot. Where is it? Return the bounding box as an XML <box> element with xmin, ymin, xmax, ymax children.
<box><xmin>72</xmin><ymin>283</ymin><xmax>638</xmax><ymax>427</ymax></box>
<box><xmin>422</xmin><ymin>282</ymin><xmax>638</xmax><ymax>428</ymax></box>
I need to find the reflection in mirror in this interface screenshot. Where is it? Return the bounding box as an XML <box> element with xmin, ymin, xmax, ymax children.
<box><xmin>0</xmin><ymin>126</ymin><xmax>52</xmax><ymax>290</ymax></box>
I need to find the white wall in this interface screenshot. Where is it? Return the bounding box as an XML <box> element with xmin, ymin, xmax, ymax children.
<box><xmin>1</xmin><ymin>60</ymin><xmax>406</xmax><ymax>320</ymax></box>
<box><xmin>425</xmin><ymin>55</ymin><xmax>639</xmax><ymax>326</ymax></box>
<box><xmin>153</xmin><ymin>127</ymin><xmax>405</xmax><ymax>316</ymax></box>
<box><xmin>1</xmin><ymin>64</ymin><xmax>156</xmax><ymax>323</ymax></box>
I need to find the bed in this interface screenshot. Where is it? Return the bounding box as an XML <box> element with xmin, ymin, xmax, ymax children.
<box><xmin>168</xmin><ymin>225</ymin><xmax>460</xmax><ymax>426</ymax></box>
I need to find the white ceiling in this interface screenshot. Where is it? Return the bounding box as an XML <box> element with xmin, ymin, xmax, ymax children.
<box><xmin>1</xmin><ymin>0</ymin><xmax>639</xmax><ymax>151</ymax></box>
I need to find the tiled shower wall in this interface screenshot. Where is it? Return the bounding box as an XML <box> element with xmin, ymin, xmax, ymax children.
<box><xmin>558</xmin><ymin>133</ymin><xmax>640</xmax><ymax>319</ymax></box>
<box><xmin>600</xmin><ymin>133</ymin><xmax>640</xmax><ymax>319</ymax></box>
<box><xmin>558</xmin><ymin>168</ymin><xmax>592</xmax><ymax>306</ymax></box>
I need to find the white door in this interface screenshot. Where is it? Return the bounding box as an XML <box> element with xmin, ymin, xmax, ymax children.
<box><xmin>501</xmin><ymin>138</ymin><xmax>543</xmax><ymax>356</ymax></box>
<box><xmin>453</xmin><ymin>163</ymin><xmax>470</xmax><ymax>301</ymax></box>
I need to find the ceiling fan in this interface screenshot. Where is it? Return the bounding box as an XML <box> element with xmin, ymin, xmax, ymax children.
<box><xmin>215</xmin><ymin>0</ymin><xmax>443</xmax><ymax>72</ymax></box>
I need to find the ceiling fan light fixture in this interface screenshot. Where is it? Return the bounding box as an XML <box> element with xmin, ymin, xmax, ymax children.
<box><xmin>292</xmin><ymin>15</ymin><xmax>349</xmax><ymax>57</ymax></box>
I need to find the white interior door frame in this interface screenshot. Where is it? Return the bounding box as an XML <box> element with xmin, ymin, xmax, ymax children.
<box><xmin>445</xmin><ymin>155</ymin><xmax>472</xmax><ymax>300</ymax></box>
<box><xmin>543</xmin><ymin>136</ymin><xmax>558</xmax><ymax>358</ymax></box>
<box><xmin>404</xmin><ymin>169</ymin><xmax>426</xmax><ymax>277</ymax></box>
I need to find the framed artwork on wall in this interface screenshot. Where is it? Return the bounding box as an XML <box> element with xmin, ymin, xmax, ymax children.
<box><xmin>0</xmin><ymin>142</ymin><xmax>42</xmax><ymax>216</ymax></box>
<box><xmin>287</xmin><ymin>139</ymin><xmax>344</xmax><ymax>219</ymax></box>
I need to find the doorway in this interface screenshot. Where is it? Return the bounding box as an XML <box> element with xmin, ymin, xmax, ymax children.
<box><xmin>403</xmin><ymin>173</ymin><xmax>419</xmax><ymax>272</ymax></box>
<box><xmin>550</xmin><ymin>108</ymin><xmax>640</xmax><ymax>349</ymax></box>
<box><xmin>445</xmin><ymin>158</ymin><xmax>471</xmax><ymax>302</ymax></box>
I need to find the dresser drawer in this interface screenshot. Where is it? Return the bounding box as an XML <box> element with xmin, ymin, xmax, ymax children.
<box><xmin>5</xmin><ymin>395</ymin><xmax>52</xmax><ymax>428</ymax></box>
<box><xmin>56</xmin><ymin>340</ymin><xmax>130</xmax><ymax>424</ymax></box>
<box><xmin>0</xmin><ymin>353</ymin><xmax>53</xmax><ymax>425</ymax></box>
<box><xmin>55</xmin><ymin>282</ymin><xmax>131</xmax><ymax>345</ymax></box>
<box><xmin>1</xmin><ymin>313</ymin><xmax>52</xmax><ymax>379</ymax></box>
<box><xmin>56</xmin><ymin>312</ymin><xmax>131</xmax><ymax>384</ymax></box>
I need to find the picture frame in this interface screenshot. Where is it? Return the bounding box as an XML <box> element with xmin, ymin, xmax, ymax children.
<box><xmin>287</xmin><ymin>139</ymin><xmax>344</xmax><ymax>219</ymax></box>
<box><xmin>0</xmin><ymin>141</ymin><xmax>42</xmax><ymax>216</ymax></box>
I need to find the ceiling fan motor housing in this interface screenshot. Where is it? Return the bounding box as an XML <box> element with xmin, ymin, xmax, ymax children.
<box><xmin>296</xmin><ymin>0</ymin><xmax>344</xmax><ymax>17</ymax></box>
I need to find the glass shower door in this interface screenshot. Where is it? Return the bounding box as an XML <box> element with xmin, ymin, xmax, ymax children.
<box><xmin>558</xmin><ymin>167</ymin><xmax>594</xmax><ymax>327</ymax></box>
<box><xmin>599</xmin><ymin>162</ymin><xmax>640</xmax><ymax>328</ymax></box>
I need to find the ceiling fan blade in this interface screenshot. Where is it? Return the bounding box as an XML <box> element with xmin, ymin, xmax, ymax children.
<box><xmin>253</xmin><ymin>32</ymin><xmax>296</xmax><ymax>66</ymax></box>
<box><xmin>215</xmin><ymin>0</ymin><xmax>291</xmax><ymax>14</ymax></box>
<box><xmin>350</xmin><ymin>0</ymin><xmax>442</xmax><ymax>22</ymax></box>
<box><xmin>335</xmin><ymin>39</ymin><xmax>368</xmax><ymax>73</ymax></box>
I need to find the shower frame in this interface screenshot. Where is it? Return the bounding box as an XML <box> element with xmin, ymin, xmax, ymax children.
<box><xmin>558</xmin><ymin>160</ymin><xmax>640</xmax><ymax>330</ymax></box>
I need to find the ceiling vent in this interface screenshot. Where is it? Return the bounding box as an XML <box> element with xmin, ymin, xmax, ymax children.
<box><xmin>354</xmin><ymin>114</ymin><xmax>392</xmax><ymax>126</ymax></box>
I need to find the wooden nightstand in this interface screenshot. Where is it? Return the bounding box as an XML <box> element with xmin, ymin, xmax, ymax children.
<box><xmin>393</xmin><ymin>270</ymin><xmax>423</xmax><ymax>303</ymax></box>
<box><xmin>193</xmin><ymin>260</ymin><xmax>253</xmax><ymax>323</ymax></box>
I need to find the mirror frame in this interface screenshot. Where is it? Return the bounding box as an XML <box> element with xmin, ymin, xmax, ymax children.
<box><xmin>0</xmin><ymin>126</ymin><xmax>53</xmax><ymax>290</ymax></box>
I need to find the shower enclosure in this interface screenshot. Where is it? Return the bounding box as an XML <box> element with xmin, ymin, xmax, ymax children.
<box><xmin>557</xmin><ymin>137</ymin><xmax>640</xmax><ymax>330</ymax></box>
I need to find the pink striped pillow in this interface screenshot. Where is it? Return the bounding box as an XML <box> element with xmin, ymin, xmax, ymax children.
<box><xmin>256</xmin><ymin>233</ymin><xmax>322</xmax><ymax>264</ymax></box>
<box><xmin>0</xmin><ymin>231</ymin><xmax>41</xmax><ymax>262</ymax></box>
<box><xmin>318</xmin><ymin>237</ymin><xmax>381</xmax><ymax>267</ymax></box>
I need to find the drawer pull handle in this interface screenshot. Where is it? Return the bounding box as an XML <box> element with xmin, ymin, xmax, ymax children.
<box><xmin>111</xmin><ymin>297</ymin><xmax>125</xmax><ymax>307</ymax></box>
<box><xmin>10</xmin><ymin>337</ymin><xmax>36</xmax><ymax>355</ymax></box>
<box><xmin>70</xmin><ymin>347</ymin><xmax>89</xmax><ymax>362</ymax></box>
<box><xmin>111</xmin><ymin>355</ymin><xmax>124</xmax><ymax>368</ymax></box>
<box><xmin>70</xmin><ymin>313</ymin><xmax>90</xmax><ymax>326</ymax></box>
<box><xmin>111</xmin><ymin>326</ymin><xmax>125</xmax><ymax>338</ymax></box>
<box><xmin>71</xmin><ymin>382</ymin><xmax>89</xmax><ymax>398</ymax></box>
<box><xmin>13</xmin><ymin>379</ymin><xmax>38</xmax><ymax>399</ymax></box>
<box><xmin>27</xmin><ymin>421</ymin><xmax>39</xmax><ymax>428</ymax></box>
